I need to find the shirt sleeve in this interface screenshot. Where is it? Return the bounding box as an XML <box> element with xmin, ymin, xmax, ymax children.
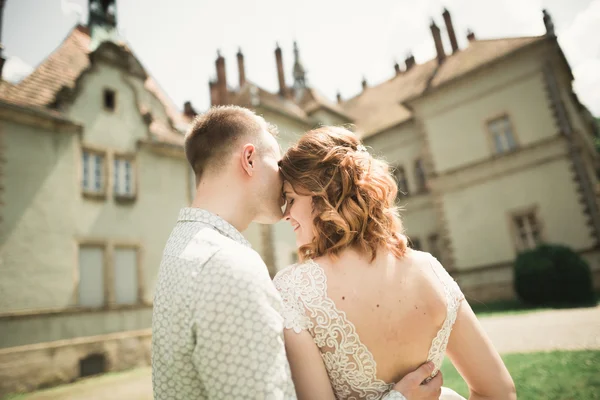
<box><xmin>192</xmin><ymin>249</ymin><xmax>297</xmax><ymax>399</ymax></box>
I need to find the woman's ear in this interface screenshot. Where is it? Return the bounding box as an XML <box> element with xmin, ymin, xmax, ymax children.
<box><xmin>241</xmin><ymin>143</ymin><xmax>256</xmax><ymax>176</ymax></box>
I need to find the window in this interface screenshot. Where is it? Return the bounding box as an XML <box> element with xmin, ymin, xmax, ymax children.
<box><xmin>114</xmin><ymin>247</ymin><xmax>139</xmax><ymax>305</ymax></box>
<box><xmin>290</xmin><ymin>251</ymin><xmax>299</xmax><ymax>264</ymax></box>
<box><xmin>488</xmin><ymin>115</ymin><xmax>517</xmax><ymax>154</ymax></box>
<box><xmin>114</xmin><ymin>155</ymin><xmax>136</xmax><ymax>199</ymax></box>
<box><xmin>394</xmin><ymin>166</ymin><xmax>410</xmax><ymax>196</ymax></box>
<box><xmin>82</xmin><ymin>149</ymin><xmax>106</xmax><ymax>196</ymax></box>
<box><xmin>80</xmin><ymin>354</ymin><xmax>106</xmax><ymax>378</ymax></box>
<box><xmin>78</xmin><ymin>245</ymin><xmax>105</xmax><ymax>307</ymax></box>
<box><xmin>428</xmin><ymin>233</ymin><xmax>441</xmax><ymax>259</ymax></box>
<box><xmin>512</xmin><ymin>210</ymin><xmax>542</xmax><ymax>251</ymax></box>
<box><xmin>414</xmin><ymin>159</ymin><xmax>428</xmax><ymax>193</ymax></box>
<box><xmin>409</xmin><ymin>237</ymin><xmax>422</xmax><ymax>250</ymax></box>
<box><xmin>103</xmin><ymin>89</ymin><xmax>116</xmax><ymax>111</ymax></box>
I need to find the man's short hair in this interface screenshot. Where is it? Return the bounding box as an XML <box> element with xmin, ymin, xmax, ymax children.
<box><xmin>185</xmin><ymin>105</ymin><xmax>277</xmax><ymax>180</ymax></box>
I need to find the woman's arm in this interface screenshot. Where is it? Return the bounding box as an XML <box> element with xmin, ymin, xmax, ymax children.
<box><xmin>284</xmin><ymin>328</ymin><xmax>336</xmax><ymax>400</ymax></box>
<box><xmin>446</xmin><ymin>300</ymin><xmax>516</xmax><ymax>400</ymax></box>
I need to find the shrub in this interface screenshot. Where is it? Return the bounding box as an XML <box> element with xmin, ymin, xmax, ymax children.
<box><xmin>514</xmin><ymin>244</ymin><xmax>595</xmax><ymax>307</ymax></box>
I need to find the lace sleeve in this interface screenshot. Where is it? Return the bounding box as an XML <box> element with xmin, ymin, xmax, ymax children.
<box><xmin>273</xmin><ymin>265</ymin><xmax>313</xmax><ymax>334</ymax></box>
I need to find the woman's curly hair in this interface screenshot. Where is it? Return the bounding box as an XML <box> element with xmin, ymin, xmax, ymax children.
<box><xmin>279</xmin><ymin>126</ymin><xmax>407</xmax><ymax>262</ymax></box>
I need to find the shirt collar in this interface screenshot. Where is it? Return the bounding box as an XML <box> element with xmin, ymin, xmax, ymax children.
<box><xmin>178</xmin><ymin>208</ymin><xmax>251</xmax><ymax>248</ymax></box>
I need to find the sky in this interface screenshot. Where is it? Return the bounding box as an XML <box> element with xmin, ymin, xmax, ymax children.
<box><xmin>3</xmin><ymin>0</ymin><xmax>600</xmax><ymax>115</ymax></box>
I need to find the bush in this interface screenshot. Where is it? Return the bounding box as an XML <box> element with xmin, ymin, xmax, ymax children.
<box><xmin>514</xmin><ymin>244</ymin><xmax>595</xmax><ymax>307</ymax></box>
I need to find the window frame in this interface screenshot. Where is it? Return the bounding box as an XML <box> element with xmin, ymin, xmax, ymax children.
<box><xmin>76</xmin><ymin>240</ymin><xmax>109</xmax><ymax>308</ymax></box>
<box><xmin>103</xmin><ymin>88</ymin><xmax>117</xmax><ymax>112</ymax></box>
<box><xmin>393</xmin><ymin>165</ymin><xmax>410</xmax><ymax>197</ymax></box>
<box><xmin>485</xmin><ymin>113</ymin><xmax>519</xmax><ymax>156</ymax></box>
<box><xmin>81</xmin><ymin>145</ymin><xmax>108</xmax><ymax>200</ymax></box>
<box><xmin>113</xmin><ymin>152</ymin><xmax>138</xmax><ymax>203</ymax></box>
<box><xmin>413</xmin><ymin>158</ymin><xmax>429</xmax><ymax>194</ymax></box>
<box><xmin>508</xmin><ymin>205</ymin><xmax>544</xmax><ymax>253</ymax></box>
<box><xmin>112</xmin><ymin>242</ymin><xmax>144</xmax><ymax>306</ymax></box>
<box><xmin>74</xmin><ymin>239</ymin><xmax>145</xmax><ymax>309</ymax></box>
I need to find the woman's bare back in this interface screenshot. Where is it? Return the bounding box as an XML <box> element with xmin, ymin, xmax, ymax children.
<box><xmin>273</xmin><ymin>248</ymin><xmax>464</xmax><ymax>399</ymax></box>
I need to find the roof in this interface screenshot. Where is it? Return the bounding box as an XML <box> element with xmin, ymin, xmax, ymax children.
<box><xmin>228</xmin><ymin>82</ymin><xmax>313</xmax><ymax>125</ymax></box>
<box><xmin>340</xmin><ymin>35</ymin><xmax>548</xmax><ymax>138</ymax></box>
<box><xmin>298</xmin><ymin>88</ymin><xmax>354</xmax><ymax>122</ymax></box>
<box><xmin>342</xmin><ymin>59</ymin><xmax>438</xmax><ymax>137</ymax></box>
<box><xmin>0</xmin><ymin>25</ymin><xmax>187</xmax><ymax>147</ymax></box>
<box><xmin>428</xmin><ymin>36</ymin><xmax>546</xmax><ymax>91</ymax></box>
<box><xmin>0</xmin><ymin>97</ymin><xmax>83</xmax><ymax>129</ymax></box>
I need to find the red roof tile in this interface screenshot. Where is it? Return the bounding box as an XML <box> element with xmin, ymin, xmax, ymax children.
<box><xmin>0</xmin><ymin>25</ymin><xmax>187</xmax><ymax>147</ymax></box>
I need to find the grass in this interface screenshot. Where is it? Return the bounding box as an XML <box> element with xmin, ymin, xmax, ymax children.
<box><xmin>6</xmin><ymin>351</ymin><xmax>599</xmax><ymax>400</ymax></box>
<box><xmin>440</xmin><ymin>350</ymin><xmax>600</xmax><ymax>399</ymax></box>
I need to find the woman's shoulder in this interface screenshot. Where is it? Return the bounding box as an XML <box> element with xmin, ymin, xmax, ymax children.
<box><xmin>273</xmin><ymin>260</ymin><xmax>327</xmax><ymax>298</ymax></box>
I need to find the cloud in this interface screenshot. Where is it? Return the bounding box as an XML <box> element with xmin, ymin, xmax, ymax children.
<box><xmin>3</xmin><ymin>56</ymin><xmax>34</xmax><ymax>83</ymax></box>
<box><xmin>558</xmin><ymin>0</ymin><xmax>600</xmax><ymax>115</ymax></box>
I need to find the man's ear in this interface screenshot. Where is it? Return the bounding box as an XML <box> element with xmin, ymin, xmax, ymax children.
<box><xmin>241</xmin><ymin>143</ymin><xmax>256</xmax><ymax>177</ymax></box>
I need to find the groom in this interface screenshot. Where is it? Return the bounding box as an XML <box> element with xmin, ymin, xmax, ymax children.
<box><xmin>152</xmin><ymin>105</ymin><xmax>444</xmax><ymax>399</ymax></box>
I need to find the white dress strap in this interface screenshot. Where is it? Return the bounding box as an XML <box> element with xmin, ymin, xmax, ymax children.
<box><xmin>424</xmin><ymin>254</ymin><xmax>465</xmax><ymax>379</ymax></box>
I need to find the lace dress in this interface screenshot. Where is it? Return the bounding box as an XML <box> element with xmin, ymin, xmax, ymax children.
<box><xmin>273</xmin><ymin>252</ymin><xmax>466</xmax><ymax>400</ymax></box>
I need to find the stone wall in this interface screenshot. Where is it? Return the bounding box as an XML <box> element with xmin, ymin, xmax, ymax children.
<box><xmin>0</xmin><ymin>329</ymin><xmax>151</xmax><ymax>397</ymax></box>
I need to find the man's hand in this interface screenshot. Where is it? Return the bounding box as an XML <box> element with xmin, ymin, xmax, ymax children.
<box><xmin>391</xmin><ymin>361</ymin><xmax>442</xmax><ymax>400</ymax></box>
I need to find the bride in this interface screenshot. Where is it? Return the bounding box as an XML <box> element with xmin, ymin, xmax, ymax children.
<box><xmin>273</xmin><ymin>126</ymin><xmax>516</xmax><ymax>400</ymax></box>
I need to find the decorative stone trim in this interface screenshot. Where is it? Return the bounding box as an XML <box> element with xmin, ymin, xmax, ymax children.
<box><xmin>0</xmin><ymin>101</ymin><xmax>82</xmax><ymax>134</ymax></box>
<box><xmin>0</xmin><ymin>303</ymin><xmax>152</xmax><ymax>321</ymax></box>
<box><xmin>542</xmin><ymin>62</ymin><xmax>600</xmax><ymax>246</ymax></box>
<box><xmin>414</xmin><ymin>118</ymin><xmax>457</xmax><ymax>271</ymax></box>
<box><xmin>430</xmin><ymin>135</ymin><xmax>568</xmax><ymax>193</ymax></box>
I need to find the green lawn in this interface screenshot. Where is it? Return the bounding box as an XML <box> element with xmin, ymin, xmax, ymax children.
<box><xmin>4</xmin><ymin>351</ymin><xmax>599</xmax><ymax>400</ymax></box>
<box><xmin>440</xmin><ymin>350</ymin><xmax>600</xmax><ymax>399</ymax></box>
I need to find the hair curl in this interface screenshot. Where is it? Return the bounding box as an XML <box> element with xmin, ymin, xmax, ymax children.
<box><xmin>279</xmin><ymin>126</ymin><xmax>407</xmax><ymax>262</ymax></box>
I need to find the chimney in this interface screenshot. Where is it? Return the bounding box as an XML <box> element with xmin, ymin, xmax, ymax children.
<box><xmin>543</xmin><ymin>9</ymin><xmax>555</xmax><ymax>37</ymax></box>
<box><xmin>442</xmin><ymin>8</ymin><xmax>459</xmax><ymax>53</ymax></box>
<box><xmin>430</xmin><ymin>19</ymin><xmax>446</xmax><ymax>64</ymax></box>
<box><xmin>394</xmin><ymin>61</ymin><xmax>401</xmax><ymax>75</ymax></box>
<box><xmin>275</xmin><ymin>43</ymin><xmax>287</xmax><ymax>97</ymax></box>
<box><xmin>237</xmin><ymin>48</ymin><xmax>246</xmax><ymax>88</ymax></box>
<box><xmin>215</xmin><ymin>50</ymin><xmax>228</xmax><ymax>105</ymax></box>
<box><xmin>361</xmin><ymin>76</ymin><xmax>368</xmax><ymax>91</ymax></box>
<box><xmin>466</xmin><ymin>29</ymin><xmax>476</xmax><ymax>42</ymax></box>
<box><xmin>336</xmin><ymin>91</ymin><xmax>342</xmax><ymax>104</ymax></box>
<box><xmin>209</xmin><ymin>80</ymin><xmax>219</xmax><ymax>106</ymax></box>
<box><xmin>405</xmin><ymin>53</ymin><xmax>416</xmax><ymax>71</ymax></box>
<box><xmin>183</xmin><ymin>101</ymin><xmax>197</xmax><ymax>118</ymax></box>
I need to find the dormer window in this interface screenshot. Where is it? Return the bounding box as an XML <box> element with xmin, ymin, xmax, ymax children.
<box><xmin>103</xmin><ymin>89</ymin><xmax>116</xmax><ymax>112</ymax></box>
